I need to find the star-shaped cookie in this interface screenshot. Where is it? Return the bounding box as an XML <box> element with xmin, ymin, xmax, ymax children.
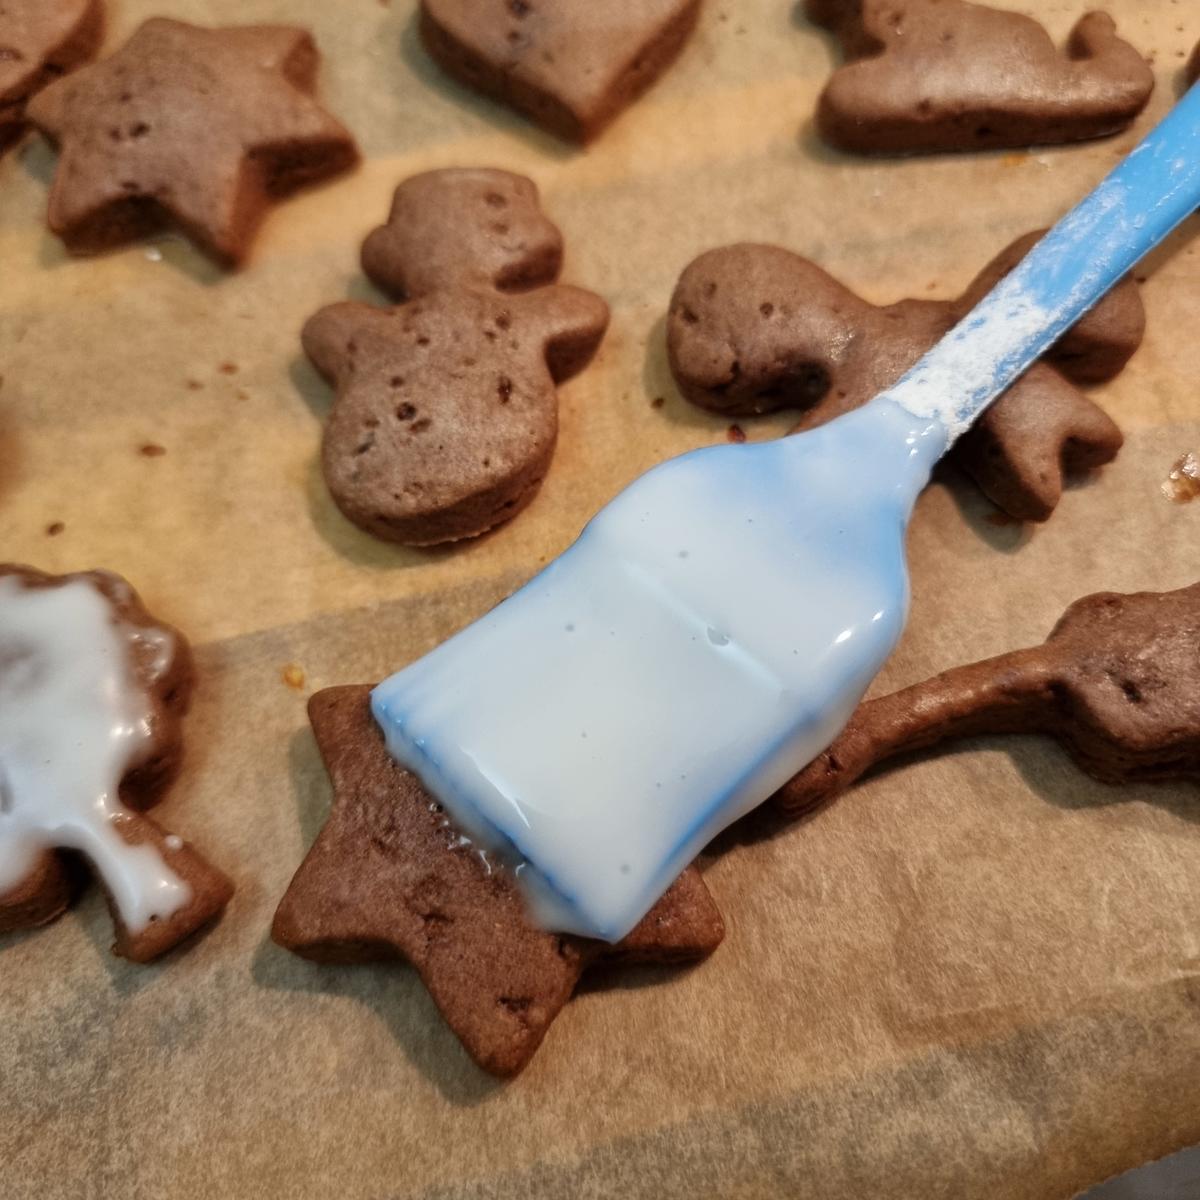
<box><xmin>273</xmin><ymin>685</ymin><xmax>725</xmax><ymax>1077</ymax></box>
<box><xmin>0</xmin><ymin>0</ymin><xmax>103</xmax><ymax>152</ymax></box>
<box><xmin>26</xmin><ymin>18</ymin><xmax>358</xmax><ymax>264</ymax></box>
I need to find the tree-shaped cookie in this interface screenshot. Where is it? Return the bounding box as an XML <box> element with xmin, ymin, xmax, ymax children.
<box><xmin>26</xmin><ymin>18</ymin><xmax>358</xmax><ymax>264</ymax></box>
<box><xmin>668</xmin><ymin>231</ymin><xmax>1144</xmax><ymax>521</ymax></box>
<box><xmin>807</xmin><ymin>1</ymin><xmax>1153</xmax><ymax>154</ymax></box>
<box><xmin>0</xmin><ymin>0</ymin><xmax>103</xmax><ymax>153</ymax></box>
<box><xmin>775</xmin><ymin>583</ymin><xmax>1200</xmax><ymax>815</ymax></box>
<box><xmin>420</xmin><ymin>0</ymin><xmax>702</xmax><ymax>142</ymax></box>
<box><xmin>273</xmin><ymin>686</ymin><xmax>724</xmax><ymax>1076</ymax></box>
<box><xmin>0</xmin><ymin>566</ymin><xmax>232</xmax><ymax>962</ymax></box>
<box><xmin>303</xmin><ymin>168</ymin><xmax>610</xmax><ymax>545</ymax></box>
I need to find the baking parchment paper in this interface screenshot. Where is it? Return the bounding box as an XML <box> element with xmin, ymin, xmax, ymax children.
<box><xmin>1</xmin><ymin>1</ymin><xmax>1198</xmax><ymax>1197</ymax></box>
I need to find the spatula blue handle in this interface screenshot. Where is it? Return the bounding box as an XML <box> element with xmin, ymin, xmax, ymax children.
<box><xmin>885</xmin><ymin>84</ymin><xmax>1200</xmax><ymax>440</ymax></box>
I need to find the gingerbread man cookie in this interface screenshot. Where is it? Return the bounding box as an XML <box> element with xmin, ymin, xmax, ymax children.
<box><xmin>26</xmin><ymin>18</ymin><xmax>358</xmax><ymax>264</ymax></box>
<box><xmin>668</xmin><ymin>231</ymin><xmax>1144</xmax><ymax>521</ymax></box>
<box><xmin>775</xmin><ymin>582</ymin><xmax>1200</xmax><ymax>815</ymax></box>
<box><xmin>808</xmin><ymin>1</ymin><xmax>1153</xmax><ymax>155</ymax></box>
<box><xmin>419</xmin><ymin>0</ymin><xmax>702</xmax><ymax>142</ymax></box>
<box><xmin>0</xmin><ymin>566</ymin><xmax>232</xmax><ymax>962</ymax></box>
<box><xmin>273</xmin><ymin>686</ymin><xmax>724</xmax><ymax>1076</ymax></box>
<box><xmin>304</xmin><ymin>168</ymin><xmax>609</xmax><ymax>545</ymax></box>
<box><xmin>0</xmin><ymin>0</ymin><xmax>102</xmax><ymax>153</ymax></box>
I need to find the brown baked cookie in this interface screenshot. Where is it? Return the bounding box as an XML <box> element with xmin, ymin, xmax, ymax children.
<box><xmin>808</xmin><ymin>1</ymin><xmax>1153</xmax><ymax>154</ymax></box>
<box><xmin>304</xmin><ymin>169</ymin><xmax>609</xmax><ymax>545</ymax></box>
<box><xmin>775</xmin><ymin>582</ymin><xmax>1200</xmax><ymax>815</ymax></box>
<box><xmin>0</xmin><ymin>565</ymin><xmax>232</xmax><ymax>962</ymax></box>
<box><xmin>420</xmin><ymin>0</ymin><xmax>702</xmax><ymax>142</ymax></box>
<box><xmin>1188</xmin><ymin>41</ymin><xmax>1200</xmax><ymax>88</ymax></box>
<box><xmin>273</xmin><ymin>685</ymin><xmax>724</xmax><ymax>1077</ymax></box>
<box><xmin>25</xmin><ymin>17</ymin><xmax>358</xmax><ymax>264</ymax></box>
<box><xmin>0</xmin><ymin>0</ymin><xmax>102</xmax><ymax>154</ymax></box>
<box><xmin>668</xmin><ymin>231</ymin><xmax>1143</xmax><ymax>522</ymax></box>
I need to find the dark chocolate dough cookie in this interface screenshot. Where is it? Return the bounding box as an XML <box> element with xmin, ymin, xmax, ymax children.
<box><xmin>420</xmin><ymin>0</ymin><xmax>702</xmax><ymax>142</ymax></box>
<box><xmin>304</xmin><ymin>168</ymin><xmax>609</xmax><ymax>545</ymax></box>
<box><xmin>273</xmin><ymin>685</ymin><xmax>724</xmax><ymax>1077</ymax></box>
<box><xmin>808</xmin><ymin>0</ymin><xmax>1153</xmax><ymax>155</ymax></box>
<box><xmin>775</xmin><ymin>582</ymin><xmax>1200</xmax><ymax>814</ymax></box>
<box><xmin>26</xmin><ymin>17</ymin><xmax>358</xmax><ymax>264</ymax></box>
<box><xmin>0</xmin><ymin>0</ymin><xmax>103</xmax><ymax>153</ymax></box>
<box><xmin>668</xmin><ymin>231</ymin><xmax>1144</xmax><ymax>521</ymax></box>
<box><xmin>0</xmin><ymin>565</ymin><xmax>232</xmax><ymax>962</ymax></box>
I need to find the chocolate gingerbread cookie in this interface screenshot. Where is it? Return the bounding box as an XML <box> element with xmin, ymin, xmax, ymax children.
<box><xmin>26</xmin><ymin>17</ymin><xmax>358</xmax><ymax>264</ymax></box>
<box><xmin>0</xmin><ymin>0</ymin><xmax>102</xmax><ymax>153</ymax></box>
<box><xmin>775</xmin><ymin>582</ymin><xmax>1200</xmax><ymax>815</ymax></box>
<box><xmin>0</xmin><ymin>566</ymin><xmax>232</xmax><ymax>962</ymax></box>
<box><xmin>808</xmin><ymin>1</ymin><xmax>1153</xmax><ymax>154</ymax></box>
<box><xmin>304</xmin><ymin>168</ymin><xmax>609</xmax><ymax>545</ymax></box>
<box><xmin>273</xmin><ymin>685</ymin><xmax>724</xmax><ymax>1076</ymax></box>
<box><xmin>420</xmin><ymin>0</ymin><xmax>702</xmax><ymax>142</ymax></box>
<box><xmin>668</xmin><ymin>232</ymin><xmax>1144</xmax><ymax>521</ymax></box>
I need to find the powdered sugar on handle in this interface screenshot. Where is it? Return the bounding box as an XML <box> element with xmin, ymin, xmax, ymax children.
<box><xmin>887</xmin><ymin>82</ymin><xmax>1200</xmax><ymax>440</ymax></box>
<box><xmin>885</xmin><ymin>282</ymin><xmax>1055</xmax><ymax>442</ymax></box>
<box><xmin>0</xmin><ymin>575</ymin><xmax>191</xmax><ymax>934</ymax></box>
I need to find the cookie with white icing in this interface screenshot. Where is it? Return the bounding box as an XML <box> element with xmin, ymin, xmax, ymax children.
<box><xmin>0</xmin><ymin>565</ymin><xmax>232</xmax><ymax>962</ymax></box>
<box><xmin>419</xmin><ymin>0</ymin><xmax>701</xmax><ymax>143</ymax></box>
<box><xmin>273</xmin><ymin>685</ymin><xmax>724</xmax><ymax>1077</ymax></box>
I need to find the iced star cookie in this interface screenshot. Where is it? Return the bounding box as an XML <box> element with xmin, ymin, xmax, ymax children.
<box><xmin>273</xmin><ymin>685</ymin><xmax>724</xmax><ymax>1076</ymax></box>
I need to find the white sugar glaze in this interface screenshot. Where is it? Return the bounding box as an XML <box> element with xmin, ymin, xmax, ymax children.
<box><xmin>0</xmin><ymin>576</ymin><xmax>189</xmax><ymax>933</ymax></box>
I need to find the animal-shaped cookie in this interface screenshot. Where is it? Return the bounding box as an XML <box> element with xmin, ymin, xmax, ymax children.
<box><xmin>26</xmin><ymin>18</ymin><xmax>358</xmax><ymax>264</ymax></box>
<box><xmin>774</xmin><ymin>582</ymin><xmax>1200</xmax><ymax>815</ymax></box>
<box><xmin>303</xmin><ymin>168</ymin><xmax>610</xmax><ymax>545</ymax></box>
<box><xmin>419</xmin><ymin>0</ymin><xmax>702</xmax><ymax>142</ymax></box>
<box><xmin>0</xmin><ymin>0</ymin><xmax>102</xmax><ymax>153</ymax></box>
<box><xmin>668</xmin><ymin>232</ymin><xmax>1144</xmax><ymax>521</ymax></box>
<box><xmin>273</xmin><ymin>685</ymin><xmax>724</xmax><ymax>1076</ymax></box>
<box><xmin>807</xmin><ymin>1</ymin><xmax>1154</xmax><ymax>154</ymax></box>
<box><xmin>0</xmin><ymin>566</ymin><xmax>232</xmax><ymax>962</ymax></box>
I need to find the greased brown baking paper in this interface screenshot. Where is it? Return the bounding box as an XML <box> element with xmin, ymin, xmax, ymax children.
<box><xmin>2</xmin><ymin>1</ymin><xmax>1198</xmax><ymax>1197</ymax></box>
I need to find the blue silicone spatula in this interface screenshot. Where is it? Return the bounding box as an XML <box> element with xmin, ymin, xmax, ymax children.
<box><xmin>373</xmin><ymin>86</ymin><xmax>1200</xmax><ymax>944</ymax></box>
